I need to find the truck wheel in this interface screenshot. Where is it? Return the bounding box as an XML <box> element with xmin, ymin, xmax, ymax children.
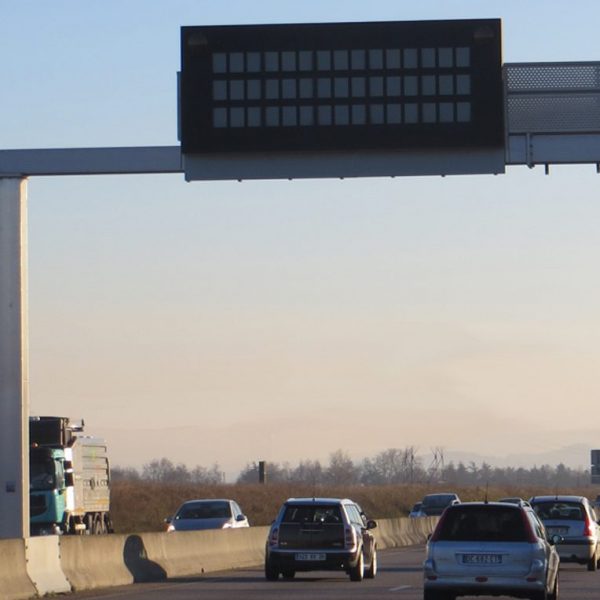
<box><xmin>349</xmin><ymin>550</ymin><xmax>364</xmax><ymax>582</ymax></box>
<box><xmin>85</xmin><ymin>514</ymin><xmax>94</xmax><ymax>535</ymax></box>
<box><xmin>93</xmin><ymin>516</ymin><xmax>104</xmax><ymax>535</ymax></box>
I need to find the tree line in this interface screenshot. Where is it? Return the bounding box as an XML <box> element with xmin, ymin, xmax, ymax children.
<box><xmin>111</xmin><ymin>448</ymin><xmax>590</xmax><ymax>488</ymax></box>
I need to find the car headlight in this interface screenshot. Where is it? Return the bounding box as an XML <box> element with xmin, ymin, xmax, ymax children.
<box><xmin>166</xmin><ymin>524</ymin><xmax>175</xmax><ymax>533</ymax></box>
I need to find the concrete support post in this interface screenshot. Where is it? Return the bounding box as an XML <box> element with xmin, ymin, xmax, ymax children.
<box><xmin>0</xmin><ymin>178</ymin><xmax>29</xmax><ymax>539</ymax></box>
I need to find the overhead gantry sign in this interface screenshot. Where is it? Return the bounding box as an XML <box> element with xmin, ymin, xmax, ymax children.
<box><xmin>179</xmin><ymin>19</ymin><xmax>505</xmax><ymax>180</ymax></box>
<box><xmin>1</xmin><ymin>18</ymin><xmax>600</xmax><ymax>541</ymax></box>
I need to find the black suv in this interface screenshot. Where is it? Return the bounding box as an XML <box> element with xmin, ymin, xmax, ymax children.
<box><xmin>265</xmin><ymin>497</ymin><xmax>378</xmax><ymax>582</ymax></box>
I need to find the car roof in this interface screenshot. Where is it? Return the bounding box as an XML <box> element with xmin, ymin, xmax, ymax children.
<box><xmin>285</xmin><ymin>497</ymin><xmax>352</xmax><ymax>505</ymax></box>
<box><xmin>530</xmin><ymin>495</ymin><xmax>588</xmax><ymax>503</ymax></box>
<box><xmin>180</xmin><ymin>498</ymin><xmax>233</xmax><ymax>505</ymax></box>
<box><xmin>446</xmin><ymin>501</ymin><xmax>522</xmax><ymax>509</ymax></box>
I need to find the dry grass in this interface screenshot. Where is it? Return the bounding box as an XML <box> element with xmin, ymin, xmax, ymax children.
<box><xmin>109</xmin><ymin>480</ymin><xmax>595</xmax><ymax>534</ymax></box>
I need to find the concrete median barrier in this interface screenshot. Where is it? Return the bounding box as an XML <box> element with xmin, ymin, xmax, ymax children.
<box><xmin>25</xmin><ymin>535</ymin><xmax>71</xmax><ymax>596</ymax></box>
<box><xmin>0</xmin><ymin>538</ymin><xmax>37</xmax><ymax>600</ymax></box>
<box><xmin>140</xmin><ymin>526</ymin><xmax>270</xmax><ymax>579</ymax></box>
<box><xmin>60</xmin><ymin>534</ymin><xmax>134</xmax><ymax>591</ymax></box>
<box><xmin>375</xmin><ymin>516</ymin><xmax>438</xmax><ymax>549</ymax></box>
<box><xmin>0</xmin><ymin>516</ymin><xmax>438</xmax><ymax>595</ymax></box>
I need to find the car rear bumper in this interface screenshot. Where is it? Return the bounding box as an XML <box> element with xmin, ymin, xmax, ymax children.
<box><xmin>556</xmin><ymin>539</ymin><xmax>596</xmax><ymax>562</ymax></box>
<box><xmin>267</xmin><ymin>549</ymin><xmax>360</xmax><ymax>572</ymax></box>
<box><xmin>424</xmin><ymin>576</ymin><xmax>546</xmax><ymax>598</ymax></box>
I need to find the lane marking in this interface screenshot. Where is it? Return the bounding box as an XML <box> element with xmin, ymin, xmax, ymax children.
<box><xmin>389</xmin><ymin>584</ymin><xmax>412</xmax><ymax>591</ymax></box>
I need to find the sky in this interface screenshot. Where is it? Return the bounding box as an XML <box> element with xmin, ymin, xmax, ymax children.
<box><xmin>2</xmin><ymin>1</ymin><xmax>600</xmax><ymax>478</ymax></box>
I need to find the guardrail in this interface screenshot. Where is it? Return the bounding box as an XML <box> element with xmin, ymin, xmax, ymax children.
<box><xmin>1</xmin><ymin>516</ymin><xmax>438</xmax><ymax>599</ymax></box>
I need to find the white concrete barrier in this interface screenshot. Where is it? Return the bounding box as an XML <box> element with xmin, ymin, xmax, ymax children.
<box><xmin>140</xmin><ymin>526</ymin><xmax>270</xmax><ymax>579</ymax></box>
<box><xmin>375</xmin><ymin>516</ymin><xmax>438</xmax><ymax>549</ymax></box>
<box><xmin>0</xmin><ymin>516</ymin><xmax>438</xmax><ymax>595</ymax></box>
<box><xmin>60</xmin><ymin>534</ymin><xmax>134</xmax><ymax>591</ymax></box>
<box><xmin>25</xmin><ymin>535</ymin><xmax>71</xmax><ymax>596</ymax></box>
<box><xmin>0</xmin><ymin>538</ymin><xmax>37</xmax><ymax>600</ymax></box>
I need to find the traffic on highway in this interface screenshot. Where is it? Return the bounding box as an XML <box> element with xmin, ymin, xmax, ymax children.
<box><xmin>62</xmin><ymin>544</ymin><xmax>600</xmax><ymax>600</ymax></box>
<box><xmin>57</xmin><ymin>492</ymin><xmax>600</xmax><ymax>600</ymax></box>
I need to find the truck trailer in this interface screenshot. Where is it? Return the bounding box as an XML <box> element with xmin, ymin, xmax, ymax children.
<box><xmin>29</xmin><ymin>416</ymin><xmax>112</xmax><ymax>535</ymax></box>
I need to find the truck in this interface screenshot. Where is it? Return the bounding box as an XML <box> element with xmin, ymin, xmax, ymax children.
<box><xmin>29</xmin><ymin>416</ymin><xmax>112</xmax><ymax>535</ymax></box>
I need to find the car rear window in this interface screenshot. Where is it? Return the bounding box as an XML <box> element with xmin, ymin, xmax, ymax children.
<box><xmin>282</xmin><ymin>504</ymin><xmax>342</xmax><ymax>523</ymax></box>
<box><xmin>423</xmin><ymin>494</ymin><xmax>456</xmax><ymax>507</ymax></box>
<box><xmin>435</xmin><ymin>505</ymin><xmax>529</xmax><ymax>542</ymax></box>
<box><xmin>177</xmin><ymin>501</ymin><xmax>231</xmax><ymax>519</ymax></box>
<box><xmin>532</xmin><ymin>501</ymin><xmax>585</xmax><ymax>521</ymax></box>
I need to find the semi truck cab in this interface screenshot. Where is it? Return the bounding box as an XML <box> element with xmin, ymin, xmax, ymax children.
<box><xmin>29</xmin><ymin>416</ymin><xmax>111</xmax><ymax>536</ymax></box>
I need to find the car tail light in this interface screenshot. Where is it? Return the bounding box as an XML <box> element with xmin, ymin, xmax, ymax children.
<box><xmin>429</xmin><ymin>509</ymin><xmax>450</xmax><ymax>542</ymax></box>
<box><xmin>269</xmin><ymin>526</ymin><xmax>279</xmax><ymax>546</ymax></box>
<box><xmin>583</xmin><ymin>515</ymin><xmax>594</xmax><ymax>537</ymax></box>
<box><xmin>345</xmin><ymin>526</ymin><xmax>356</xmax><ymax>550</ymax></box>
<box><xmin>520</xmin><ymin>509</ymin><xmax>537</xmax><ymax>543</ymax></box>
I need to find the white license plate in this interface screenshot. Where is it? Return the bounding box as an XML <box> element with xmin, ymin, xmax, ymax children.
<box><xmin>462</xmin><ymin>554</ymin><xmax>502</xmax><ymax>564</ymax></box>
<box><xmin>547</xmin><ymin>527</ymin><xmax>568</xmax><ymax>535</ymax></box>
<box><xmin>295</xmin><ymin>553</ymin><xmax>326</xmax><ymax>561</ymax></box>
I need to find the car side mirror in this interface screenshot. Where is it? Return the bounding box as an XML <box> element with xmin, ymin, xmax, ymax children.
<box><xmin>366</xmin><ymin>519</ymin><xmax>377</xmax><ymax>530</ymax></box>
<box><xmin>236</xmin><ymin>514</ymin><xmax>247</xmax><ymax>522</ymax></box>
<box><xmin>550</xmin><ymin>534</ymin><xmax>563</xmax><ymax>546</ymax></box>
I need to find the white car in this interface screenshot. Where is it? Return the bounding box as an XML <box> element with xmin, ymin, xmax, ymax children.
<box><xmin>530</xmin><ymin>495</ymin><xmax>600</xmax><ymax>570</ymax></box>
<box><xmin>424</xmin><ymin>501</ymin><xmax>560</xmax><ymax>600</ymax></box>
<box><xmin>165</xmin><ymin>498</ymin><xmax>249</xmax><ymax>532</ymax></box>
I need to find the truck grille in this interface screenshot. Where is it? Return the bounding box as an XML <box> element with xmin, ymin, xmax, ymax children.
<box><xmin>30</xmin><ymin>494</ymin><xmax>47</xmax><ymax>516</ymax></box>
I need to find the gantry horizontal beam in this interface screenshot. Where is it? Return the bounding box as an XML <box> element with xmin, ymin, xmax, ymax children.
<box><xmin>0</xmin><ymin>146</ymin><xmax>182</xmax><ymax>177</ymax></box>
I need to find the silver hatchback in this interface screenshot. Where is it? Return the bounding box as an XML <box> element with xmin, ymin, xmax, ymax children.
<box><xmin>424</xmin><ymin>502</ymin><xmax>559</xmax><ymax>600</ymax></box>
<box><xmin>530</xmin><ymin>495</ymin><xmax>600</xmax><ymax>570</ymax></box>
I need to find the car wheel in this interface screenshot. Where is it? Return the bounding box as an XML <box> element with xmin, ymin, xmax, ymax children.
<box><xmin>548</xmin><ymin>572</ymin><xmax>559</xmax><ymax>600</ymax></box>
<box><xmin>281</xmin><ymin>569</ymin><xmax>295</xmax><ymax>579</ymax></box>
<box><xmin>349</xmin><ymin>550</ymin><xmax>364</xmax><ymax>582</ymax></box>
<box><xmin>424</xmin><ymin>590</ymin><xmax>453</xmax><ymax>600</ymax></box>
<box><xmin>264</xmin><ymin>558</ymin><xmax>279</xmax><ymax>581</ymax></box>
<box><xmin>364</xmin><ymin>547</ymin><xmax>377</xmax><ymax>579</ymax></box>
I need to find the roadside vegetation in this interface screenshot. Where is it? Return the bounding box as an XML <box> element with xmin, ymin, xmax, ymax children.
<box><xmin>110</xmin><ymin>449</ymin><xmax>593</xmax><ymax>533</ymax></box>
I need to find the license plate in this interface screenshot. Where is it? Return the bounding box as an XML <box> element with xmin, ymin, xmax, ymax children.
<box><xmin>462</xmin><ymin>554</ymin><xmax>502</xmax><ymax>564</ymax></box>
<box><xmin>295</xmin><ymin>553</ymin><xmax>326</xmax><ymax>561</ymax></box>
<box><xmin>547</xmin><ymin>527</ymin><xmax>568</xmax><ymax>535</ymax></box>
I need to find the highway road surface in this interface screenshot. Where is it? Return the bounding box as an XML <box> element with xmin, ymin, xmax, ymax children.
<box><xmin>68</xmin><ymin>544</ymin><xmax>599</xmax><ymax>600</ymax></box>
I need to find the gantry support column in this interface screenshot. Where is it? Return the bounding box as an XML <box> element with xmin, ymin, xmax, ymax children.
<box><xmin>0</xmin><ymin>178</ymin><xmax>29</xmax><ymax>539</ymax></box>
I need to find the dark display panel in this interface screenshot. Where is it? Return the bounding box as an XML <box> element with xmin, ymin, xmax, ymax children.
<box><xmin>180</xmin><ymin>19</ymin><xmax>503</xmax><ymax>154</ymax></box>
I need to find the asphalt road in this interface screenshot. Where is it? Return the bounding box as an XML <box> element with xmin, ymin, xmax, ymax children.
<box><xmin>68</xmin><ymin>544</ymin><xmax>600</xmax><ymax>600</ymax></box>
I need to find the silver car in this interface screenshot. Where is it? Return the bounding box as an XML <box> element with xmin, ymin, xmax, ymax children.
<box><xmin>165</xmin><ymin>498</ymin><xmax>249</xmax><ymax>532</ymax></box>
<box><xmin>424</xmin><ymin>501</ymin><xmax>559</xmax><ymax>600</ymax></box>
<box><xmin>530</xmin><ymin>495</ymin><xmax>600</xmax><ymax>570</ymax></box>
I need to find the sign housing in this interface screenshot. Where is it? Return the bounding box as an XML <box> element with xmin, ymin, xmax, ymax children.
<box><xmin>179</xmin><ymin>19</ymin><xmax>504</xmax><ymax>180</ymax></box>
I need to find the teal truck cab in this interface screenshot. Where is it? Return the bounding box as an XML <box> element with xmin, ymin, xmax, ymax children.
<box><xmin>29</xmin><ymin>416</ymin><xmax>112</xmax><ymax>535</ymax></box>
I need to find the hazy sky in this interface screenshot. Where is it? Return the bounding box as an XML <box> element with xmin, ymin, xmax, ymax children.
<box><xmin>2</xmin><ymin>1</ymin><xmax>600</xmax><ymax>476</ymax></box>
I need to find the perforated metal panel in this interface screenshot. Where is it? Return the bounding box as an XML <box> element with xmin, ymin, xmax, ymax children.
<box><xmin>505</xmin><ymin>62</ymin><xmax>600</xmax><ymax>133</ymax></box>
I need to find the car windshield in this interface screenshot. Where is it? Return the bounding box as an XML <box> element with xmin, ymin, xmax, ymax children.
<box><xmin>532</xmin><ymin>501</ymin><xmax>585</xmax><ymax>521</ymax></box>
<box><xmin>412</xmin><ymin>503</ymin><xmax>422</xmax><ymax>511</ymax></box>
<box><xmin>423</xmin><ymin>494</ymin><xmax>455</xmax><ymax>507</ymax></box>
<box><xmin>176</xmin><ymin>501</ymin><xmax>231</xmax><ymax>519</ymax></box>
<box><xmin>30</xmin><ymin>455</ymin><xmax>56</xmax><ymax>491</ymax></box>
<box><xmin>435</xmin><ymin>506</ymin><xmax>529</xmax><ymax>542</ymax></box>
<box><xmin>282</xmin><ymin>504</ymin><xmax>342</xmax><ymax>523</ymax></box>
